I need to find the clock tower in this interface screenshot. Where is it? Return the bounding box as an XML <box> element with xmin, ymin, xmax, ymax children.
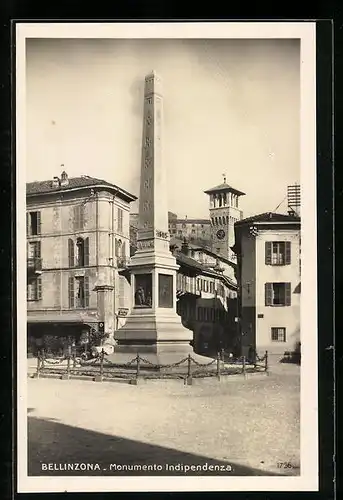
<box><xmin>204</xmin><ymin>175</ymin><xmax>245</xmax><ymax>262</ymax></box>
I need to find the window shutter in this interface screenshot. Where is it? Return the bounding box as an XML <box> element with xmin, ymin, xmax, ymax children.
<box><xmin>265</xmin><ymin>242</ymin><xmax>272</xmax><ymax>265</ymax></box>
<box><xmin>79</xmin><ymin>205</ymin><xmax>84</xmax><ymax>230</ymax></box>
<box><xmin>84</xmin><ymin>276</ymin><xmax>90</xmax><ymax>307</ymax></box>
<box><xmin>265</xmin><ymin>283</ymin><xmax>273</xmax><ymax>306</ymax></box>
<box><xmin>36</xmin><ymin>241</ymin><xmax>41</xmax><ymax>259</ymax></box>
<box><xmin>285</xmin><ymin>283</ymin><xmax>291</xmax><ymax>306</ymax></box>
<box><xmin>74</xmin><ymin>205</ymin><xmax>80</xmax><ymax>231</ymax></box>
<box><xmin>285</xmin><ymin>242</ymin><xmax>291</xmax><ymax>265</ymax></box>
<box><xmin>37</xmin><ymin>277</ymin><xmax>42</xmax><ymax>300</ymax></box>
<box><xmin>37</xmin><ymin>211</ymin><xmax>41</xmax><ymax>234</ymax></box>
<box><xmin>68</xmin><ymin>277</ymin><xmax>74</xmax><ymax>308</ymax></box>
<box><xmin>68</xmin><ymin>239</ymin><xmax>74</xmax><ymax>267</ymax></box>
<box><xmin>115</xmin><ymin>239</ymin><xmax>118</xmax><ymax>257</ymax></box>
<box><xmin>118</xmin><ymin>208</ymin><xmax>123</xmax><ymax>233</ymax></box>
<box><xmin>26</xmin><ymin>213</ymin><xmax>29</xmax><ymax>236</ymax></box>
<box><xmin>122</xmin><ymin>241</ymin><xmax>126</xmax><ymax>258</ymax></box>
<box><xmin>84</xmin><ymin>237</ymin><xmax>89</xmax><ymax>266</ymax></box>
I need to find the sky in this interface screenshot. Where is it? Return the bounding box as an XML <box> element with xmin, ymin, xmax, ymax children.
<box><xmin>26</xmin><ymin>38</ymin><xmax>300</xmax><ymax>218</ymax></box>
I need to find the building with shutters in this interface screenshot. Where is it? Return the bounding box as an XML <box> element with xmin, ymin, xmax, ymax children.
<box><xmin>26</xmin><ymin>169</ymin><xmax>137</xmax><ymax>355</ymax></box>
<box><xmin>232</xmin><ymin>211</ymin><xmax>301</xmax><ymax>362</ymax></box>
<box><xmin>130</xmin><ymin>211</ymin><xmax>212</xmax><ymax>247</ymax></box>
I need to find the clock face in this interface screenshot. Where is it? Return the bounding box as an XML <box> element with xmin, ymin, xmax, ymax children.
<box><xmin>216</xmin><ymin>229</ymin><xmax>226</xmax><ymax>240</ymax></box>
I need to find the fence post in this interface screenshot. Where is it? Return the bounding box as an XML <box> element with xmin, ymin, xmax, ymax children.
<box><xmin>62</xmin><ymin>352</ymin><xmax>71</xmax><ymax>380</ymax></box>
<box><xmin>36</xmin><ymin>352</ymin><xmax>41</xmax><ymax>378</ymax></box>
<box><xmin>265</xmin><ymin>350</ymin><xmax>269</xmax><ymax>375</ymax></box>
<box><xmin>136</xmin><ymin>353</ymin><xmax>141</xmax><ymax>379</ymax></box>
<box><xmin>216</xmin><ymin>352</ymin><xmax>221</xmax><ymax>381</ymax></box>
<box><xmin>242</xmin><ymin>355</ymin><xmax>246</xmax><ymax>378</ymax></box>
<box><xmin>95</xmin><ymin>349</ymin><xmax>104</xmax><ymax>382</ymax></box>
<box><xmin>130</xmin><ymin>354</ymin><xmax>140</xmax><ymax>385</ymax></box>
<box><xmin>41</xmin><ymin>348</ymin><xmax>45</xmax><ymax>369</ymax></box>
<box><xmin>185</xmin><ymin>353</ymin><xmax>192</xmax><ymax>385</ymax></box>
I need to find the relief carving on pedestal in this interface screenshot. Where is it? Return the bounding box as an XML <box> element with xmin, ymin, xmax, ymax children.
<box><xmin>137</xmin><ymin>239</ymin><xmax>154</xmax><ymax>250</ymax></box>
<box><xmin>134</xmin><ymin>273</ymin><xmax>152</xmax><ymax>308</ymax></box>
<box><xmin>158</xmin><ymin>274</ymin><xmax>173</xmax><ymax>308</ymax></box>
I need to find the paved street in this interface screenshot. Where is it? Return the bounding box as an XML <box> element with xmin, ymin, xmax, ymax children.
<box><xmin>27</xmin><ymin>364</ymin><xmax>300</xmax><ymax>476</ymax></box>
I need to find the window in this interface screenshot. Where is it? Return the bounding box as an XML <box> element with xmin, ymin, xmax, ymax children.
<box><xmin>26</xmin><ymin>211</ymin><xmax>41</xmax><ymax>236</ymax></box>
<box><xmin>192</xmin><ymin>224</ymin><xmax>195</xmax><ymax>228</ymax></box>
<box><xmin>27</xmin><ymin>277</ymin><xmax>42</xmax><ymax>301</ymax></box>
<box><xmin>204</xmin><ymin>280</ymin><xmax>209</xmax><ymax>293</ymax></box>
<box><xmin>271</xmin><ymin>327</ymin><xmax>286</xmax><ymax>342</ymax></box>
<box><xmin>69</xmin><ymin>275</ymin><xmax>89</xmax><ymax>308</ymax></box>
<box><xmin>182</xmin><ymin>223</ymin><xmax>186</xmax><ymax>229</ymax></box>
<box><xmin>191</xmin><ymin>250</ymin><xmax>195</xmax><ymax>258</ymax></box>
<box><xmin>209</xmin><ymin>281</ymin><xmax>215</xmax><ymax>293</ymax></box>
<box><xmin>69</xmin><ymin>238</ymin><xmax>89</xmax><ymax>267</ymax></box>
<box><xmin>74</xmin><ymin>205</ymin><xmax>85</xmax><ymax>231</ymax></box>
<box><xmin>196</xmin><ymin>278</ymin><xmax>201</xmax><ymax>291</ymax></box>
<box><xmin>117</xmin><ymin>208</ymin><xmax>123</xmax><ymax>233</ymax></box>
<box><xmin>265</xmin><ymin>282</ymin><xmax>291</xmax><ymax>306</ymax></box>
<box><xmin>28</xmin><ymin>241</ymin><xmax>41</xmax><ymax>260</ymax></box>
<box><xmin>265</xmin><ymin>242</ymin><xmax>291</xmax><ymax>266</ymax></box>
<box><xmin>178</xmin><ymin>230</ymin><xmax>183</xmax><ymax>235</ymax></box>
<box><xmin>191</xmin><ymin>229</ymin><xmax>196</xmax><ymax>234</ymax></box>
<box><xmin>201</xmin><ymin>224</ymin><xmax>204</xmax><ymax>229</ymax></box>
<box><xmin>172</xmin><ymin>229</ymin><xmax>176</xmax><ymax>234</ymax></box>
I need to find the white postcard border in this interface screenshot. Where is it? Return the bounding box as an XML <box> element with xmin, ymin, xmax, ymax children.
<box><xmin>16</xmin><ymin>21</ymin><xmax>317</xmax><ymax>493</ymax></box>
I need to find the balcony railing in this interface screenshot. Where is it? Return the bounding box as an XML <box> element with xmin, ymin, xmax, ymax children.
<box><xmin>27</xmin><ymin>257</ymin><xmax>42</xmax><ymax>274</ymax></box>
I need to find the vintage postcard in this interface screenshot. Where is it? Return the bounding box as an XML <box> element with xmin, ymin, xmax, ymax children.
<box><xmin>16</xmin><ymin>21</ymin><xmax>318</xmax><ymax>493</ymax></box>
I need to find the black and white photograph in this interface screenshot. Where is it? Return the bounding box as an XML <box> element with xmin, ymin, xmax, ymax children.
<box><xmin>16</xmin><ymin>22</ymin><xmax>318</xmax><ymax>493</ymax></box>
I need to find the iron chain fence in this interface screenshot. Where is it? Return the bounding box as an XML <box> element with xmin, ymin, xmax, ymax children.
<box><xmin>34</xmin><ymin>348</ymin><xmax>269</xmax><ymax>385</ymax></box>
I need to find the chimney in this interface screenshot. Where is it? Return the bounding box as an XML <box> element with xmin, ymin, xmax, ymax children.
<box><xmin>60</xmin><ymin>167</ymin><xmax>69</xmax><ymax>186</ymax></box>
<box><xmin>52</xmin><ymin>176</ymin><xmax>60</xmax><ymax>188</ymax></box>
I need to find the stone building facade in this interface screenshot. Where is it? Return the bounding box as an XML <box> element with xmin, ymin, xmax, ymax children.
<box><xmin>233</xmin><ymin>212</ymin><xmax>301</xmax><ymax>362</ymax></box>
<box><xmin>26</xmin><ymin>171</ymin><xmax>137</xmax><ymax>354</ymax></box>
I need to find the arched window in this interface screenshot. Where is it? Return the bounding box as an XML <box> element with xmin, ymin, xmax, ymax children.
<box><xmin>219</xmin><ymin>216</ymin><xmax>222</xmax><ymax>225</ymax></box>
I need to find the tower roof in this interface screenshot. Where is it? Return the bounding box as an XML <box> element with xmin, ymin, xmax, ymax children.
<box><xmin>204</xmin><ymin>181</ymin><xmax>245</xmax><ymax>197</ymax></box>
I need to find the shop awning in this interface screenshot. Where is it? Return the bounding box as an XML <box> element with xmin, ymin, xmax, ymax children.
<box><xmin>27</xmin><ymin>312</ymin><xmax>99</xmax><ymax>324</ymax></box>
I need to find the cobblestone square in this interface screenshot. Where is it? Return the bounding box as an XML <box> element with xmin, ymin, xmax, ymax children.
<box><xmin>28</xmin><ymin>364</ymin><xmax>300</xmax><ymax>476</ymax></box>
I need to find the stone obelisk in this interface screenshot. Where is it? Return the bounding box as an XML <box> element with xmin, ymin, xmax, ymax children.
<box><xmin>113</xmin><ymin>71</ymin><xmax>194</xmax><ymax>365</ymax></box>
